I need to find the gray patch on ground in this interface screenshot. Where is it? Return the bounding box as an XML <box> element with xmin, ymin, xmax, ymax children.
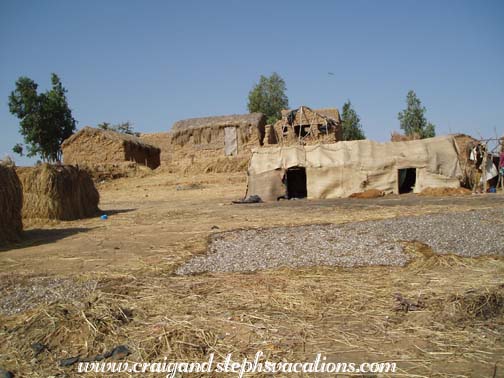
<box><xmin>176</xmin><ymin>208</ymin><xmax>504</xmax><ymax>274</ymax></box>
<box><xmin>0</xmin><ymin>276</ymin><xmax>97</xmax><ymax>315</ymax></box>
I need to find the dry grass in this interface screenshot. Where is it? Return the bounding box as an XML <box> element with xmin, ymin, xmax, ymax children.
<box><xmin>419</xmin><ymin>187</ymin><xmax>472</xmax><ymax>196</ymax></box>
<box><xmin>1</xmin><ymin>250</ymin><xmax>503</xmax><ymax>377</ymax></box>
<box><xmin>0</xmin><ymin>164</ymin><xmax>23</xmax><ymax>243</ymax></box>
<box><xmin>16</xmin><ymin>164</ymin><xmax>100</xmax><ymax>221</ymax></box>
<box><xmin>1</xmin><ymin>171</ymin><xmax>503</xmax><ymax>377</ymax></box>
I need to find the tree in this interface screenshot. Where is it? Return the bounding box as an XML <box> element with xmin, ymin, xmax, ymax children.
<box><xmin>397</xmin><ymin>90</ymin><xmax>436</xmax><ymax>139</ymax></box>
<box><xmin>12</xmin><ymin>143</ymin><xmax>24</xmax><ymax>156</ymax></box>
<box><xmin>8</xmin><ymin>74</ymin><xmax>76</xmax><ymax>162</ymax></box>
<box><xmin>98</xmin><ymin>121</ymin><xmax>139</xmax><ymax>137</ymax></box>
<box><xmin>341</xmin><ymin>100</ymin><xmax>365</xmax><ymax>141</ymax></box>
<box><xmin>247</xmin><ymin>72</ymin><xmax>288</xmax><ymax>124</ymax></box>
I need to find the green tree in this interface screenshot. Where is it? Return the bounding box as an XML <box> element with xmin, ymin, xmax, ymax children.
<box><xmin>247</xmin><ymin>72</ymin><xmax>288</xmax><ymax>124</ymax></box>
<box><xmin>12</xmin><ymin>143</ymin><xmax>24</xmax><ymax>156</ymax></box>
<box><xmin>8</xmin><ymin>74</ymin><xmax>76</xmax><ymax>162</ymax></box>
<box><xmin>341</xmin><ymin>100</ymin><xmax>365</xmax><ymax>141</ymax></box>
<box><xmin>397</xmin><ymin>90</ymin><xmax>436</xmax><ymax>139</ymax></box>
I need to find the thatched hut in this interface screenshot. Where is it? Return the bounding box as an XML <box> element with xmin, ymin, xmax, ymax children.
<box><xmin>171</xmin><ymin>113</ymin><xmax>266</xmax><ymax>154</ymax></box>
<box><xmin>0</xmin><ymin>164</ymin><xmax>23</xmax><ymax>243</ymax></box>
<box><xmin>266</xmin><ymin>106</ymin><xmax>342</xmax><ymax>146</ymax></box>
<box><xmin>62</xmin><ymin>127</ymin><xmax>161</xmax><ymax>169</ymax></box>
<box><xmin>166</xmin><ymin>113</ymin><xmax>266</xmax><ymax>173</ymax></box>
<box><xmin>16</xmin><ymin>164</ymin><xmax>100</xmax><ymax>221</ymax></box>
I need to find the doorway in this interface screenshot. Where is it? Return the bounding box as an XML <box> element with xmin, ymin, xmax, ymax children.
<box><xmin>398</xmin><ymin>168</ymin><xmax>416</xmax><ymax>194</ymax></box>
<box><xmin>286</xmin><ymin>167</ymin><xmax>307</xmax><ymax>199</ymax></box>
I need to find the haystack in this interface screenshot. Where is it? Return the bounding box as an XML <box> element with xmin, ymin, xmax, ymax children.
<box><xmin>62</xmin><ymin>127</ymin><xmax>161</xmax><ymax>169</ymax></box>
<box><xmin>16</xmin><ymin>164</ymin><xmax>100</xmax><ymax>221</ymax></box>
<box><xmin>0</xmin><ymin>164</ymin><xmax>23</xmax><ymax>243</ymax></box>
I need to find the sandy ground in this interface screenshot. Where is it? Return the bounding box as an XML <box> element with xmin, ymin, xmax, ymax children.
<box><xmin>1</xmin><ymin>170</ymin><xmax>503</xmax><ymax>377</ymax></box>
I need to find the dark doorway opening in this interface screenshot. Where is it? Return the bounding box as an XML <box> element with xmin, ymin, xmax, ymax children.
<box><xmin>398</xmin><ymin>168</ymin><xmax>416</xmax><ymax>194</ymax></box>
<box><xmin>286</xmin><ymin>167</ymin><xmax>307</xmax><ymax>199</ymax></box>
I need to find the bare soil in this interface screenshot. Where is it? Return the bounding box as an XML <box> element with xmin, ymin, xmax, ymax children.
<box><xmin>0</xmin><ymin>171</ymin><xmax>503</xmax><ymax>377</ymax></box>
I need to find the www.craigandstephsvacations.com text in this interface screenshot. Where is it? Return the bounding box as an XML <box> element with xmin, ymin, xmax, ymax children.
<box><xmin>77</xmin><ymin>352</ymin><xmax>397</xmax><ymax>376</ymax></box>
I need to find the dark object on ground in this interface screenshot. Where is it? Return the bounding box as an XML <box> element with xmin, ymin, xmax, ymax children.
<box><xmin>232</xmin><ymin>195</ymin><xmax>262</xmax><ymax>204</ymax></box>
<box><xmin>30</xmin><ymin>342</ymin><xmax>48</xmax><ymax>356</ymax></box>
<box><xmin>110</xmin><ymin>345</ymin><xmax>130</xmax><ymax>360</ymax></box>
<box><xmin>211</xmin><ymin>225</ymin><xmax>220</xmax><ymax>230</ymax></box>
<box><xmin>0</xmin><ymin>369</ymin><xmax>14</xmax><ymax>378</ymax></box>
<box><xmin>59</xmin><ymin>356</ymin><xmax>80</xmax><ymax>367</ymax></box>
<box><xmin>394</xmin><ymin>293</ymin><xmax>425</xmax><ymax>312</ymax></box>
<box><xmin>61</xmin><ymin>345</ymin><xmax>131</xmax><ymax>366</ymax></box>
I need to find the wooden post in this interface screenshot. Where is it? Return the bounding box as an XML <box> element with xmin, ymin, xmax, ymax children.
<box><xmin>482</xmin><ymin>143</ymin><xmax>488</xmax><ymax>193</ymax></box>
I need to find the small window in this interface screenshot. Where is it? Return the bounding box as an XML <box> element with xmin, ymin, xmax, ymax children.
<box><xmin>294</xmin><ymin>125</ymin><xmax>310</xmax><ymax>138</ymax></box>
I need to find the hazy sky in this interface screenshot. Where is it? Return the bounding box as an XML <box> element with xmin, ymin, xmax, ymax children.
<box><xmin>1</xmin><ymin>0</ymin><xmax>503</xmax><ymax>165</ymax></box>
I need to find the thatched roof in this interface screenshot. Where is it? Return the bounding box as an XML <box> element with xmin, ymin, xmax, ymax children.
<box><xmin>281</xmin><ymin>107</ymin><xmax>341</xmax><ymax>123</ymax></box>
<box><xmin>314</xmin><ymin>108</ymin><xmax>341</xmax><ymax>123</ymax></box>
<box><xmin>62</xmin><ymin>127</ymin><xmax>160</xmax><ymax>152</ymax></box>
<box><xmin>171</xmin><ymin>113</ymin><xmax>266</xmax><ymax>132</ymax></box>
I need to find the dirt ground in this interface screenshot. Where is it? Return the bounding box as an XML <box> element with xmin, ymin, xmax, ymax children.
<box><xmin>0</xmin><ymin>170</ymin><xmax>503</xmax><ymax>377</ymax></box>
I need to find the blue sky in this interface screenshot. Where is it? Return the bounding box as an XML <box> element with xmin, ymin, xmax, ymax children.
<box><xmin>1</xmin><ymin>0</ymin><xmax>503</xmax><ymax>165</ymax></box>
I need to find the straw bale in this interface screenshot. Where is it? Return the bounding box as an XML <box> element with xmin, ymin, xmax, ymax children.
<box><xmin>0</xmin><ymin>164</ymin><xmax>23</xmax><ymax>243</ymax></box>
<box><xmin>16</xmin><ymin>164</ymin><xmax>100</xmax><ymax>221</ymax></box>
<box><xmin>62</xmin><ymin>127</ymin><xmax>160</xmax><ymax>169</ymax></box>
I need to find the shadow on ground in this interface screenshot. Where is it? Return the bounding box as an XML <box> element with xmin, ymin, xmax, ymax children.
<box><xmin>0</xmin><ymin>227</ymin><xmax>94</xmax><ymax>251</ymax></box>
<box><xmin>100</xmin><ymin>208</ymin><xmax>136</xmax><ymax>216</ymax></box>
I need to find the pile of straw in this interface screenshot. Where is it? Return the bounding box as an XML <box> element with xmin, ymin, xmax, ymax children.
<box><xmin>349</xmin><ymin>188</ymin><xmax>385</xmax><ymax>199</ymax></box>
<box><xmin>419</xmin><ymin>187</ymin><xmax>472</xmax><ymax>196</ymax></box>
<box><xmin>0</xmin><ymin>164</ymin><xmax>23</xmax><ymax>243</ymax></box>
<box><xmin>452</xmin><ymin>133</ymin><xmax>478</xmax><ymax>188</ymax></box>
<box><xmin>17</xmin><ymin>164</ymin><xmax>100</xmax><ymax>221</ymax></box>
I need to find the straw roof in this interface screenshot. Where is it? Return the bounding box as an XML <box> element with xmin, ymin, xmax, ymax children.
<box><xmin>171</xmin><ymin>113</ymin><xmax>266</xmax><ymax>132</ymax></box>
<box><xmin>281</xmin><ymin>107</ymin><xmax>341</xmax><ymax>124</ymax></box>
<box><xmin>314</xmin><ymin>108</ymin><xmax>341</xmax><ymax>123</ymax></box>
<box><xmin>62</xmin><ymin>127</ymin><xmax>159</xmax><ymax>151</ymax></box>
